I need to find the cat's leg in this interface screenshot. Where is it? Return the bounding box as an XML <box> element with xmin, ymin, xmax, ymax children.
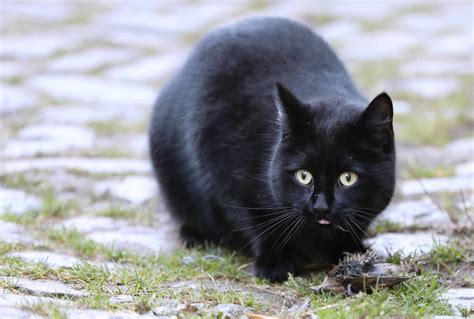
<box><xmin>252</xmin><ymin>239</ymin><xmax>297</xmax><ymax>282</ymax></box>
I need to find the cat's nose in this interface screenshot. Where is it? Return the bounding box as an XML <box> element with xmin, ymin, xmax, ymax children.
<box><xmin>312</xmin><ymin>193</ymin><xmax>329</xmax><ymax>213</ymax></box>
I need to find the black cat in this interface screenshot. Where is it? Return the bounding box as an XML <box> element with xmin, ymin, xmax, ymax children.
<box><xmin>149</xmin><ymin>17</ymin><xmax>395</xmax><ymax>282</ymax></box>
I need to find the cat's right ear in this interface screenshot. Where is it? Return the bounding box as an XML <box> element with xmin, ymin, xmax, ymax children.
<box><xmin>275</xmin><ymin>83</ymin><xmax>310</xmax><ymax>134</ymax></box>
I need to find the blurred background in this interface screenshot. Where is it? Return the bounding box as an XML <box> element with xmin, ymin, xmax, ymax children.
<box><xmin>1</xmin><ymin>0</ymin><xmax>472</xmax><ymax>218</ymax></box>
<box><xmin>0</xmin><ymin>1</ymin><xmax>472</xmax><ymax>317</ymax></box>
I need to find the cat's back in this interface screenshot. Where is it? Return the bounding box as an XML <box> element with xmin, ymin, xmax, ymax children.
<box><xmin>189</xmin><ymin>17</ymin><xmax>345</xmax><ymax>92</ymax></box>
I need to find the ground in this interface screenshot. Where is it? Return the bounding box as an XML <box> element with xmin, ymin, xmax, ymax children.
<box><xmin>0</xmin><ymin>1</ymin><xmax>473</xmax><ymax>318</ymax></box>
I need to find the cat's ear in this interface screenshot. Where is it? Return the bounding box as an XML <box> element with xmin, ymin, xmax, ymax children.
<box><xmin>275</xmin><ymin>83</ymin><xmax>310</xmax><ymax>134</ymax></box>
<box><xmin>360</xmin><ymin>92</ymin><xmax>394</xmax><ymax>149</ymax></box>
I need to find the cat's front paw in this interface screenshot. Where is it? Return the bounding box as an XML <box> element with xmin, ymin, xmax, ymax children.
<box><xmin>254</xmin><ymin>257</ymin><xmax>295</xmax><ymax>282</ymax></box>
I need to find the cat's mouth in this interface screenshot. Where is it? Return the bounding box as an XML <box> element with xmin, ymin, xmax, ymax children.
<box><xmin>318</xmin><ymin>219</ymin><xmax>331</xmax><ymax>225</ymax></box>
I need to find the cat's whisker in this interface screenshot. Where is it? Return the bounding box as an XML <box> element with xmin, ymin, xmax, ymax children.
<box><xmin>345</xmin><ymin>207</ymin><xmax>376</xmax><ymax>216</ymax></box>
<box><xmin>335</xmin><ymin>223</ymin><xmax>350</xmax><ymax>232</ymax></box>
<box><xmin>347</xmin><ymin>216</ymin><xmax>370</xmax><ymax>238</ymax></box>
<box><xmin>223</xmin><ymin>204</ymin><xmax>292</xmax><ymax>211</ymax></box>
<box><xmin>348</xmin><ymin>212</ymin><xmax>374</xmax><ymax>222</ymax></box>
<box><xmin>239</xmin><ymin>211</ymin><xmax>296</xmax><ymax>251</ymax></box>
<box><xmin>345</xmin><ymin>205</ymin><xmax>380</xmax><ymax>212</ymax></box>
<box><xmin>237</xmin><ymin>208</ymin><xmax>295</xmax><ymax>221</ymax></box>
<box><xmin>343</xmin><ymin>218</ymin><xmax>364</xmax><ymax>250</ymax></box>
<box><xmin>233</xmin><ymin>210</ymin><xmax>295</xmax><ymax>231</ymax></box>
<box><xmin>235</xmin><ymin>210</ymin><xmax>295</xmax><ymax>230</ymax></box>
<box><xmin>272</xmin><ymin>216</ymin><xmax>302</xmax><ymax>254</ymax></box>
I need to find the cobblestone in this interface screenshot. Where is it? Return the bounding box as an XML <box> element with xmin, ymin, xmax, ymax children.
<box><xmin>27</xmin><ymin>75</ymin><xmax>155</xmax><ymax>106</ymax></box>
<box><xmin>0</xmin><ymin>187</ymin><xmax>42</xmax><ymax>215</ymax></box>
<box><xmin>365</xmin><ymin>232</ymin><xmax>449</xmax><ymax>259</ymax></box>
<box><xmin>373</xmin><ymin>197</ymin><xmax>453</xmax><ymax>229</ymax></box>
<box><xmin>0</xmin><ymin>0</ymin><xmax>472</xmax><ymax>316</ymax></box>
<box><xmin>0</xmin><ymin>277</ymin><xmax>87</xmax><ymax>298</ymax></box>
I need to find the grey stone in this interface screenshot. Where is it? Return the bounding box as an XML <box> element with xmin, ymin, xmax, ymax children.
<box><xmin>0</xmin><ymin>33</ymin><xmax>80</xmax><ymax>59</ymax></box>
<box><xmin>456</xmin><ymin>161</ymin><xmax>474</xmax><ymax>176</ymax></box>
<box><xmin>365</xmin><ymin>232</ymin><xmax>449</xmax><ymax>258</ymax></box>
<box><xmin>397</xmin><ymin>11</ymin><xmax>470</xmax><ymax>35</ymax></box>
<box><xmin>48</xmin><ymin>47</ymin><xmax>138</xmax><ymax>72</ymax></box>
<box><xmin>0</xmin><ymin>288</ymin><xmax>71</xmax><ymax>307</ymax></box>
<box><xmin>442</xmin><ymin>288</ymin><xmax>474</xmax><ymax>315</ymax></box>
<box><xmin>0</xmin><ymin>84</ymin><xmax>37</xmax><ymax>115</ymax></box>
<box><xmin>0</xmin><ymin>277</ymin><xmax>87</xmax><ymax>298</ymax></box>
<box><xmin>343</xmin><ymin>31</ymin><xmax>417</xmax><ymax>61</ymax></box>
<box><xmin>320</xmin><ymin>1</ymin><xmax>406</xmax><ymax>20</ymax></box>
<box><xmin>0</xmin><ymin>306</ymin><xmax>43</xmax><ymax>319</ymax></box>
<box><xmin>104</xmin><ymin>52</ymin><xmax>186</xmax><ymax>82</ymax></box>
<box><xmin>0</xmin><ymin>61</ymin><xmax>24</xmax><ymax>79</ymax></box>
<box><xmin>1</xmin><ymin>157</ymin><xmax>151</xmax><ymax>175</ymax></box>
<box><xmin>9</xmin><ymin>250</ymin><xmax>119</xmax><ymax>272</ymax></box>
<box><xmin>105</xmin><ymin>28</ymin><xmax>180</xmax><ymax>50</ymax></box>
<box><xmin>427</xmin><ymin>34</ymin><xmax>472</xmax><ymax>57</ymax></box>
<box><xmin>94</xmin><ymin>176</ymin><xmax>157</xmax><ymax>204</ymax></box>
<box><xmin>401</xmin><ymin>175</ymin><xmax>473</xmax><ymax>196</ymax></box>
<box><xmin>317</xmin><ymin>21</ymin><xmax>361</xmax><ymax>42</ymax></box>
<box><xmin>87</xmin><ymin>225</ymin><xmax>179</xmax><ymax>255</ymax></box>
<box><xmin>1</xmin><ymin>2</ymin><xmax>74</xmax><ymax>23</ymax></box>
<box><xmin>393</xmin><ymin>77</ymin><xmax>460</xmax><ymax>99</ymax></box>
<box><xmin>8</xmin><ymin>251</ymin><xmax>82</xmax><ymax>269</ymax></box>
<box><xmin>212</xmin><ymin>303</ymin><xmax>248</xmax><ymax>317</ymax></box>
<box><xmin>373</xmin><ymin>197</ymin><xmax>453</xmax><ymax>229</ymax></box>
<box><xmin>59</xmin><ymin>216</ymin><xmax>129</xmax><ymax>234</ymax></box>
<box><xmin>4</xmin><ymin>125</ymin><xmax>94</xmax><ymax>157</ymax></box>
<box><xmin>98</xmin><ymin>3</ymin><xmax>240</xmax><ymax>34</ymax></box>
<box><xmin>401</xmin><ymin>59</ymin><xmax>472</xmax><ymax>76</ymax></box>
<box><xmin>39</xmin><ymin>104</ymin><xmax>143</xmax><ymax>125</ymax></box>
<box><xmin>109</xmin><ymin>294</ymin><xmax>134</xmax><ymax>304</ymax></box>
<box><xmin>0</xmin><ymin>221</ymin><xmax>40</xmax><ymax>245</ymax></box>
<box><xmin>393</xmin><ymin>100</ymin><xmax>411</xmax><ymax>115</ymax></box>
<box><xmin>444</xmin><ymin>138</ymin><xmax>474</xmax><ymax>164</ymax></box>
<box><xmin>152</xmin><ymin>301</ymin><xmax>185</xmax><ymax>316</ymax></box>
<box><xmin>27</xmin><ymin>75</ymin><xmax>155</xmax><ymax>106</ymax></box>
<box><xmin>0</xmin><ymin>188</ymin><xmax>42</xmax><ymax>215</ymax></box>
<box><xmin>64</xmin><ymin>309</ymin><xmax>157</xmax><ymax>319</ymax></box>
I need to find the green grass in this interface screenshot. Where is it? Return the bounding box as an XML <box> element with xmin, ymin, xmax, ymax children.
<box><xmin>0</xmin><ymin>238</ymin><xmax>462</xmax><ymax>317</ymax></box>
<box><xmin>407</xmin><ymin>164</ymin><xmax>455</xmax><ymax>179</ymax></box>
<box><xmin>88</xmin><ymin>119</ymin><xmax>147</xmax><ymax>136</ymax></box>
<box><xmin>370</xmin><ymin>220</ymin><xmax>404</xmax><ymax>235</ymax></box>
<box><xmin>0</xmin><ymin>193</ymin><xmax>77</xmax><ymax>226</ymax></box>
<box><xmin>21</xmin><ymin>302</ymin><xmax>68</xmax><ymax>319</ymax></box>
<box><xmin>95</xmin><ymin>205</ymin><xmax>153</xmax><ymax>225</ymax></box>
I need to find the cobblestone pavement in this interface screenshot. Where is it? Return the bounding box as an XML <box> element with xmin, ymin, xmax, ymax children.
<box><xmin>1</xmin><ymin>1</ymin><xmax>473</xmax><ymax>318</ymax></box>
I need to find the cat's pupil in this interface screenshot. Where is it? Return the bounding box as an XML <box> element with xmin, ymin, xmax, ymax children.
<box><xmin>345</xmin><ymin>174</ymin><xmax>351</xmax><ymax>182</ymax></box>
<box><xmin>302</xmin><ymin>172</ymin><xmax>307</xmax><ymax>179</ymax></box>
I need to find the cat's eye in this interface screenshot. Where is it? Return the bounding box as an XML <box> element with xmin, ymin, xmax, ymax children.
<box><xmin>295</xmin><ymin>169</ymin><xmax>313</xmax><ymax>185</ymax></box>
<box><xmin>338</xmin><ymin>172</ymin><xmax>358</xmax><ymax>187</ymax></box>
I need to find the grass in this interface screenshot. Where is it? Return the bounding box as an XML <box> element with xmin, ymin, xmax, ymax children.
<box><xmin>0</xmin><ymin>190</ymin><xmax>470</xmax><ymax>317</ymax></box>
<box><xmin>21</xmin><ymin>302</ymin><xmax>68</xmax><ymax>319</ymax></box>
<box><xmin>370</xmin><ymin>220</ymin><xmax>404</xmax><ymax>235</ymax></box>
<box><xmin>0</xmin><ymin>193</ymin><xmax>78</xmax><ymax>226</ymax></box>
<box><xmin>95</xmin><ymin>205</ymin><xmax>154</xmax><ymax>225</ymax></box>
<box><xmin>407</xmin><ymin>164</ymin><xmax>455</xmax><ymax>179</ymax></box>
<box><xmin>1</xmin><ymin>234</ymin><xmax>466</xmax><ymax>317</ymax></box>
<box><xmin>88</xmin><ymin>119</ymin><xmax>147</xmax><ymax>136</ymax></box>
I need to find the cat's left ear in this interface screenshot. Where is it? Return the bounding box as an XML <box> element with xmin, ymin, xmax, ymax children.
<box><xmin>361</xmin><ymin>92</ymin><xmax>394</xmax><ymax>147</ymax></box>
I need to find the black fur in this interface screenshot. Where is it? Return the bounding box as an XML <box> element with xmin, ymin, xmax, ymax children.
<box><xmin>149</xmin><ymin>17</ymin><xmax>395</xmax><ymax>282</ymax></box>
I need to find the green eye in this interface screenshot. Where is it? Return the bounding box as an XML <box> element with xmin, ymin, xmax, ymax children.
<box><xmin>295</xmin><ymin>169</ymin><xmax>312</xmax><ymax>185</ymax></box>
<box><xmin>339</xmin><ymin>172</ymin><xmax>358</xmax><ymax>187</ymax></box>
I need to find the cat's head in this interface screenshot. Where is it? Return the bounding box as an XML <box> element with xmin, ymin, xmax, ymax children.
<box><xmin>270</xmin><ymin>83</ymin><xmax>395</xmax><ymax>235</ymax></box>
